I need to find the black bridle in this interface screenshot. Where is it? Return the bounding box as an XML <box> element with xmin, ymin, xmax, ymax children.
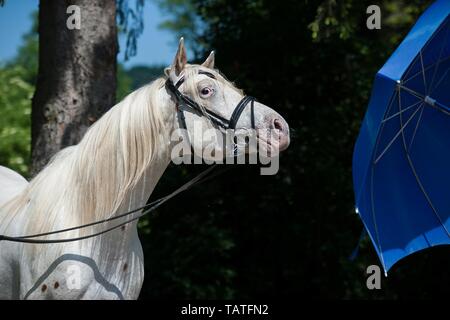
<box><xmin>0</xmin><ymin>70</ymin><xmax>257</xmax><ymax>244</ymax></box>
<box><xmin>165</xmin><ymin>70</ymin><xmax>256</xmax><ymax>136</ymax></box>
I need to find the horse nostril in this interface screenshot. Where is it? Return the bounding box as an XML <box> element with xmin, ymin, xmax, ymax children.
<box><xmin>272</xmin><ymin>119</ymin><xmax>283</xmax><ymax>131</ymax></box>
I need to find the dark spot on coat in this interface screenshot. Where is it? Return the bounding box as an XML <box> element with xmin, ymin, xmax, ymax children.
<box><xmin>41</xmin><ymin>284</ymin><xmax>47</xmax><ymax>292</ymax></box>
<box><xmin>54</xmin><ymin>281</ymin><xmax>59</xmax><ymax>289</ymax></box>
<box><xmin>123</xmin><ymin>263</ymin><xmax>128</xmax><ymax>272</ymax></box>
<box><xmin>121</xmin><ymin>225</ymin><xmax>126</xmax><ymax>231</ymax></box>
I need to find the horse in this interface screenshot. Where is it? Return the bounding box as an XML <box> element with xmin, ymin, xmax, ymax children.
<box><xmin>0</xmin><ymin>39</ymin><xmax>290</xmax><ymax>299</ymax></box>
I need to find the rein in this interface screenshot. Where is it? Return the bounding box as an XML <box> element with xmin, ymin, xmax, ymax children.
<box><xmin>0</xmin><ymin>165</ymin><xmax>228</xmax><ymax>244</ymax></box>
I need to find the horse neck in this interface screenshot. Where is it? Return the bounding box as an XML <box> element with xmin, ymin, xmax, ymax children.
<box><xmin>78</xmin><ymin>82</ymin><xmax>174</xmax><ymax>224</ymax></box>
<box><xmin>15</xmin><ymin>81</ymin><xmax>176</xmax><ymax>236</ymax></box>
<box><xmin>117</xmin><ymin>153</ymin><xmax>171</xmax><ymax>220</ymax></box>
<box><xmin>105</xmin><ymin>82</ymin><xmax>175</xmax><ymax>221</ymax></box>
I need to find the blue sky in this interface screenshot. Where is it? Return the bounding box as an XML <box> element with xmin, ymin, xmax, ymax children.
<box><xmin>0</xmin><ymin>0</ymin><xmax>186</xmax><ymax>68</ymax></box>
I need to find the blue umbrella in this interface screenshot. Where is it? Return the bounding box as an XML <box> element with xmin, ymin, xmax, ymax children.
<box><xmin>353</xmin><ymin>0</ymin><xmax>450</xmax><ymax>273</ymax></box>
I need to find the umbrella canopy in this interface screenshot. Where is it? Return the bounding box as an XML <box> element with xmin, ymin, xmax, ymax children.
<box><xmin>353</xmin><ymin>0</ymin><xmax>450</xmax><ymax>273</ymax></box>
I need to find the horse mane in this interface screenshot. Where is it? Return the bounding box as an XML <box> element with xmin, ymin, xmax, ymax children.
<box><xmin>1</xmin><ymin>77</ymin><xmax>168</xmax><ymax>237</ymax></box>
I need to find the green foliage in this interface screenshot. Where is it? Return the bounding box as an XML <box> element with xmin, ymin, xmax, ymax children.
<box><xmin>0</xmin><ymin>65</ymin><xmax>33</xmax><ymax>177</ymax></box>
<box><xmin>309</xmin><ymin>1</ymin><xmax>430</xmax><ymax>44</ymax></box>
<box><xmin>141</xmin><ymin>197</ymin><xmax>237</xmax><ymax>299</ymax></box>
<box><xmin>0</xmin><ymin>12</ymin><xmax>38</xmax><ymax>177</ymax></box>
<box><xmin>10</xmin><ymin>11</ymin><xmax>39</xmax><ymax>85</ymax></box>
<box><xmin>309</xmin><ymin>0</ymin><xmax>355</xmax><ymax>41</ymax></box>
<box><xmin>116</xmin><ymin>64</ymin><xmax>133</xmax><ymax>101</ymax></box>
<box><xmin>126</xmin><ymin>65</ymin><xmax>165</xmax><ymax>89</ymax></box>
<box><xmin>117</xmin><ymin>65</ymin><xmax>165</xmax><ymax>101</ymax></box>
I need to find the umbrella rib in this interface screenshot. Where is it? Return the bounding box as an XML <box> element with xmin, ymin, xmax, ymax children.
<box><xmin>374</xmin><ymin>103</ymin><xmax>423</xmax><ymax>164</ymax></box>
<box><xmin>398</xmin><ymin>85</ymin><xmax>425</xmax><ymax>100</ymax></box>
<box><xmin>381</xmin><ymin>100</ymin><xmax>422</xmax><ymax>123</ymax></box>
<box><xmin>398</xmin><ymin>86</ymin><xmax>450</xmax><ymax>240</ymax></box>
<box><xmin>428</xmin><ymin>22</ymin><xmax>450</xmax><ymax>93</ymax></box>
<box><xmin>366</xmin><ymin>92</ymin><xmax>398</xmax><ymax>272</ymax></box>
<box><xmin>370</xmin><ymin>165</ymin><xmax>387</xmax><ymax>272</ymax></box>
<box><xmin>422</xmin><ymin>99</ymin><xmax>450</xmax><ymax>119</ymax></box>
<box><xmin>430</xmin><ymin>67</ymin><xmax>450</xmax><ymax>96</ymax></box>
<box><xmin>368</xmin><ymin>90</ymin><xmax>405</xmax><ymax>273</ymax></box>
<box><xmin>403</xmin><ymin>18</ymin><xmax>449</xmax><ymax>84</ymax></box>
<box><xmin>403</xmin><ymin>55</ymin><xmax>450</xmax><ymax>85</ymax></box>
<box><xmin>367</xmin><ymin>91</ymin><xmax>401</xmax><ymax>273</ymax></box>
<box><xmin>403</xmin><ymin>153</ymin><xmax>450</xmax><ymax>238</ymax></box>
<box><xmin>408</xmin><ymin>102</ymin><xmax>425</xmax><ymax>151</ymax></box>
<box><xmin>419</xmin><ymin>50</ymin><xmax>428</xmax><ymax>92</ymax></box>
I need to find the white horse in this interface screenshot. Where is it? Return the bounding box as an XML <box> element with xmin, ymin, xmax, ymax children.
<box><xmin>0</xmin><ymin>39</ymin><xmax>290</xmax><ymax>299</ymax></box>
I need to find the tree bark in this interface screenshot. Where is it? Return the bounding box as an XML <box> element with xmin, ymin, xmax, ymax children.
<box><xmin>31</xmin><ymin>0</ymin><xmax>117</xmax><ymax>176</ymax></box>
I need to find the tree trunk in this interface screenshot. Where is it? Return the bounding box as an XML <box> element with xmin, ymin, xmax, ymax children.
<box><xmin>31</xmin><ymin>0</ymin><xmax>117</xmax><ymax>176</ymax></box>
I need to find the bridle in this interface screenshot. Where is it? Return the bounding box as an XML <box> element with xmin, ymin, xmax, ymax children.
<box><xmin>0</xmin><ymin>70</ymin><xmax>258</xmax><ymax>244</ymax></box>
<box><xmin>165</xmin><ymin>70</ymin><xmax>257</xmax><ymax>152</ymax></box>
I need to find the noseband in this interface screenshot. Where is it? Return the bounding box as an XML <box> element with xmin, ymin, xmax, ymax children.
<box><xmin>165</xmin><ymin>71</ymin><xmax>256</xmax><ymax>142</ymax></box>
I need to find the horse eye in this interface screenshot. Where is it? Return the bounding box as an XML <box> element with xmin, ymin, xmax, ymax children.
<box><xmin>200</xmin><ymin>87</ymin><xmax>213</xmax><ymax>97</ymax></box>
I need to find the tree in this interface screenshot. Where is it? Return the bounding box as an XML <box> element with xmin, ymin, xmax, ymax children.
<box><xmin>30</xmin><ymin>0</ymin><xmax>118</xmax><ymax>176</ymax></box>
<box><xmin>0</xmin><ymin>9</ymin><xmax>135</xmax><ymax>178</ymax></box>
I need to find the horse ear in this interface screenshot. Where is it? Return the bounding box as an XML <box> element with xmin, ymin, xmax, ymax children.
<box><xmin>201</xmin><ymin>51</ymin><xmax>215</xmax><ymax>69</ymax></box>
<box><xmin>164</xmin><ymin>67</ymin><xmax>171</xmax><ymax>77</ymax></box>
<box><xmin>168</xmin><ymin>37</ymin><xmax>187</xmax><ymax>78</ymax></box>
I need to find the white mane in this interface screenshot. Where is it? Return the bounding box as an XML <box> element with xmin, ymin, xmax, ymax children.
<box><xmin>0</xmin><ymin>77</ymin><xmax>168</xmax><ymax>238</ymax></box>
